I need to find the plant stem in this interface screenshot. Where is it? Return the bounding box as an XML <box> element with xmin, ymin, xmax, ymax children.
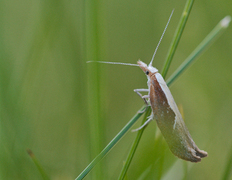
<box><xmin>75</xmin><ymin>107</ymin><xmax>146</xmax><ymax>180</ymax></box>
<box><xmin>222</xmin><ymin>143</ymin><xmax>232</xmax><ymax>180</ymax></box>
<box><xmin>27</xmin><ymin>149</ymin><xmax>50</xmax><ymax>180</ymax></box>
<box><xmin>162</xmin><ymin>0</ymin><xmax>194</xmax><ymax>79</ymax></box>
<box><xmin>118</xmin><ymin>108</ymin><xmax>152</xmax><ymax>180</ymax></box>
<box><xmin>166</xmin><ymin>15</ymin><xmax>231</xmax><ymax>86</ymax></box>
<box><xmin>84</xmin><ymin>0</ymin><xmax>105</xmax><ymax>178</ymax></box>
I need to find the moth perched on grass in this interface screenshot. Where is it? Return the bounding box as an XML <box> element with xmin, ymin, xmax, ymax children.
<box><xmin>134</xmin><ymin>60</ymin><xmax>207</xmax><ymax>162</ymax></box>
<box><xmin>88</xmin><ymin>10</ymin><xmax>207</xmax><ymax>162</ymax></box>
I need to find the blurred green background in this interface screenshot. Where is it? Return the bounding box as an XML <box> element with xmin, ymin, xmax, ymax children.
<box><xmin>1</xmin><ymin>0</ymin><xmax>232</xmax><ymax>179</ymax></box>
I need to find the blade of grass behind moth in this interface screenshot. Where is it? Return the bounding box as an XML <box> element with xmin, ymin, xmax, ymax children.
<box><xmin>84</xmin><ymin>0</ymin><xmax>107</xmax><ymax>178</ymax></box>
<box><xmin>162</xmin><ymin>0</ymin><xmax>194</xmax><ymax>79</ymax></box>
<box><xmin>118</xmin><ymin>108</ymin><xmax>152</xmax><ymax>180</ymax></box>
<box><xmin>166</xmin><ymin>15</ymin><xmax>231</xmax><ymax>86</ymax></box>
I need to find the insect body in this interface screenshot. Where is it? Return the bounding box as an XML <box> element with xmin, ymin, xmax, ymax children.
<box><xmin>136</xmin><ymin>61</ymin><xmax>207</xmax><ymax>162</ymax></box>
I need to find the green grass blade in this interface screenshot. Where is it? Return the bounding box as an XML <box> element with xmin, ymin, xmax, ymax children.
<box><xmin>84</xmin><ymin>0</ymin><xmax>106</xmax><ymax>178</ymax></box>
<box><xmin>166</xmin><ymin>15</ymin><xmax>231</xmax><ymax>86</ymax></box>
<box><xmin>118</xmin><ymin>108</ymin><xmax>152</xmax><ymax>180</ymax></box>
<box><xmin>75</xmin><ymin>107</ymin><xmax>146</xmax><ymax>180</ymax></box>
<box><xmin>162</xmin><ymin>0</ymin><xmax>194</xmax><ymax>79</ymax></box>
<box><xmin>27</xmin><ymin>149</ymin><xmax>50</xmax><ymax>180</ymax></box>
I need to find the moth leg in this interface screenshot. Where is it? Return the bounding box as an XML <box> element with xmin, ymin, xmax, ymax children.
<box><xmin>132</xmin><ymin>114</ymin><xmax>154</xmax><ymax>132</ymax></box>
<box><xmin>134</xmin><ymin>89</ymin><xmax>150</xmax><ymax>113</ymax></box>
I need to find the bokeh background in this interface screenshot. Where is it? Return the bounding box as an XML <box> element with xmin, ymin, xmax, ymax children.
<box><xmin>1</xmin><ymin>0</ymin><xmax>232</xmax><ymax>179</ymax></box>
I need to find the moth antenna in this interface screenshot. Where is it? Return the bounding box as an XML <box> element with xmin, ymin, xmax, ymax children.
<box><xmin>87</xmin><ymin>61</ymin><xmax>139</xmax><ymax>67</ymax></box>
<box><xmin>149</xmin><ymin>9</ymin><xmax>174</xmax><ymax>67</ymax></box>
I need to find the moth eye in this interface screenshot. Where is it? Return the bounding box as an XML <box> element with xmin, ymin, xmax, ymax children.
<box><xmin>145</xmin><ymin>71</ymin><xmax>149</xmax><ymax>75</ymax></box>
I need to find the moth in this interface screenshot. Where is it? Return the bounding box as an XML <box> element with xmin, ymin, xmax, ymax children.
<box><xmin>88</xmin><ymin>10</ymin><xmax>207</xmax><ymax>162</ymax></box>
<box><xmin>134</xmin><ymin>60</ymin><xmax>207</xmax><ymax>162</ymax></box>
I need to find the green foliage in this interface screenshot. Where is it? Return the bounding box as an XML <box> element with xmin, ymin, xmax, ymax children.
<box><xmin>0</xmin><ymin>0</ymin><xmax>232</xmax><ymax>180</ymax></box>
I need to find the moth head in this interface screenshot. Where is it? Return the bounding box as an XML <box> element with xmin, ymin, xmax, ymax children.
<box><xmin>137</xmin><ymin>60</ymin><xmax>158</xmax><ymax>76</ymax></box>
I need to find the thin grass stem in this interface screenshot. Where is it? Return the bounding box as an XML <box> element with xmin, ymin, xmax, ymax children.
<box><xmin>27</xmin><ymin>149</ymin><xmax>50</xmax><ymax>180</ymax></box>
<box><xmin>84</xmin><ymin>0</ymin><xmax>105</xmax><ymax>179</ymax></box>
<box><xmin>75</xmin><ymin>107</ymin><xmax>146</xmax><ymax>180</ymax></box>
<box><xmin>166</xmin><ymin>15</ymin><xmax>231</xmax><ymax>86</ymax></box>
<box><xmin>221</xmin><ymin>143</ymin><xmax>232</xmax><ymax>180</ymax></box>
<box><xmin>161</xmin><ymin>0</ymin><xmax>194</xmax><ymax>79</ymax></box>
<box><xmin>118</xmin><ymin>108</ymin><xmax>152</xmax><ymax>180</ymax></box>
